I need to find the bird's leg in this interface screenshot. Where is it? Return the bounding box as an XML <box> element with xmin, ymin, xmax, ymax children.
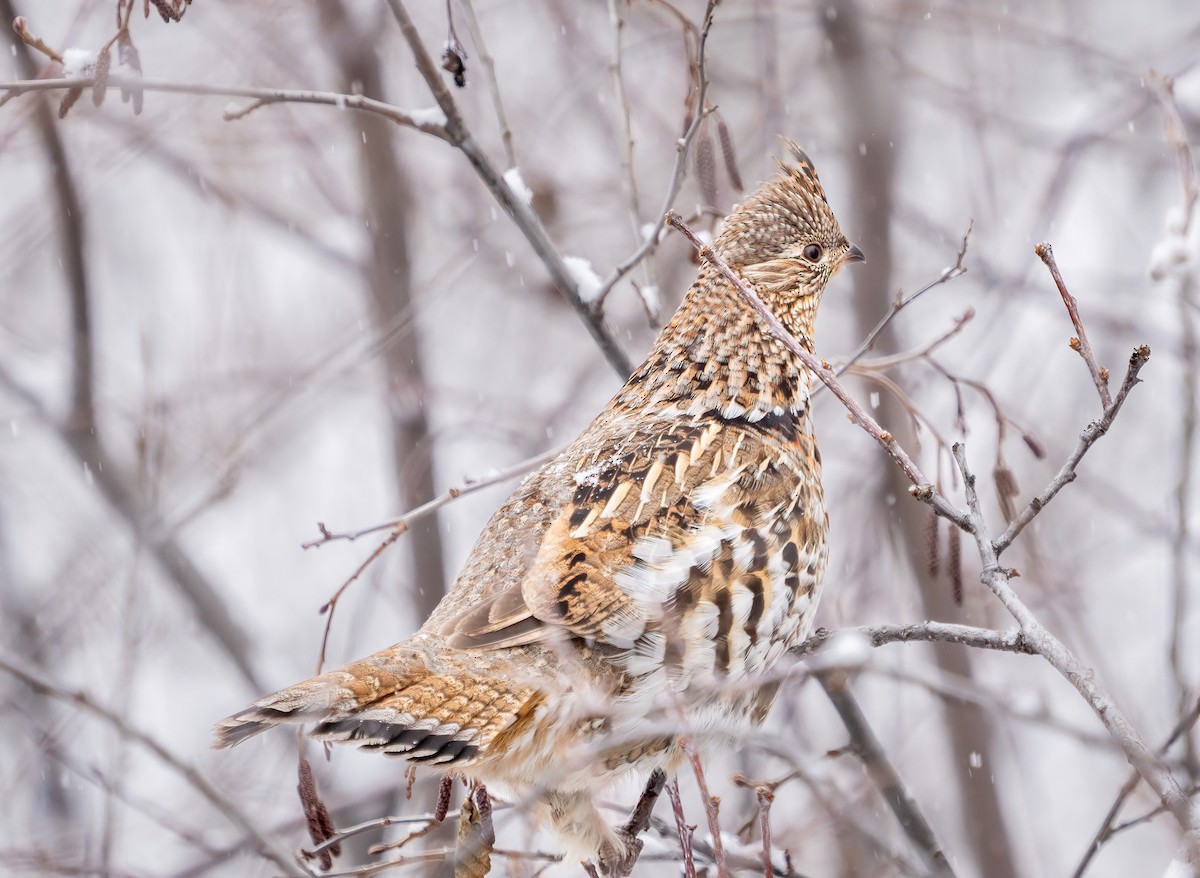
<box><xmin>594</xmin><ymin>769</ymin><xmax>668</xmax><ymax>877</ymax></box>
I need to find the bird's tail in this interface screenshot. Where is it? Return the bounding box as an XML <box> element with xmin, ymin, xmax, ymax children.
<box><xmin>212</xmin><ymin>646</ymin><xmax>540</xmax><ymax>767</ymax></box>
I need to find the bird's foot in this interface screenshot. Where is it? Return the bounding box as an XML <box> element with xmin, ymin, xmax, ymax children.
<box><xmin>594</xmin><ymin>826</ymin><xmax>644</xmax><ymax>878</ymax></box>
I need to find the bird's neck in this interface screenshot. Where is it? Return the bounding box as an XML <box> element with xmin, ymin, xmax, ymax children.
<box><xmin>616</xmin><ymin>270</ymin><xmax>815</xmax><ymax>423</ymax></box>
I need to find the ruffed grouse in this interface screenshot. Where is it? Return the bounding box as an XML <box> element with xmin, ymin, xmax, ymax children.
<box><xmin>214</xmin><ymin>145</ymin><xmax>862</xmax><ymax>872</ymax></box>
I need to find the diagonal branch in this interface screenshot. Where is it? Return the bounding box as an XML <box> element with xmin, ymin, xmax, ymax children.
<box><xmin>991</xmin><ymin>345</ymin><xmax>1150</xmax><ymax>555</ymax></box>
<box><xmin>817</xmin><ymin>670</ymin><xmax>957</xmax><ymax>878</ymax></box>
<box><xmin>1035</xmin><ymin>242</ymin><xmax>1111</xmax><ymax>408</ymax></box>
<box><xmin>383</xmin><ymin>0</ymin><xmax>634</xmax><ymax>376</ymax></box>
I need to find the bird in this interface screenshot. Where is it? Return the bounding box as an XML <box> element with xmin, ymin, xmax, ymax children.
<box><xmin>213</xmin><ymin>143</ymin><xmax>863</xmax><ymax>875</ymax></box>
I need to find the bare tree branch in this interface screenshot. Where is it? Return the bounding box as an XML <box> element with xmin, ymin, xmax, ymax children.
<box><xmin>382</xmin><ymin>0</ymin><xmax>635</xmax><ymax>376</ymax></box>
<box><xmin>1034</xmin><ymin>242</ymin><xmax>1112</xmax><ymax>408</ymax></box>
<box><xmin>992</xmin><ymin>345</ymin><xmax>1151</xmax><ymax>555</ymax></box>
<box><xmin>817</xmin><ymin>670</ymin><xmax>956</xmax><ymax>878</ymax></box>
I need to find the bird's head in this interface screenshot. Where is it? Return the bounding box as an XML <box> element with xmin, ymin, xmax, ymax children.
<box><xmin>713</xmin><ymin>142</ymin><xmax>863</xmax><ymax>341</ymax></box>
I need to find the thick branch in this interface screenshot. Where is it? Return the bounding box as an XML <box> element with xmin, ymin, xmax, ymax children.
<box><xmin>794</xmin><ymin>621</ymin><xmax>1036</xmax><ymax>659</ymax></box>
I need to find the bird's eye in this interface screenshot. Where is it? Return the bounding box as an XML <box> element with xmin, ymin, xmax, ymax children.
<box><xmin>802</xmin><ymin>244</ymin><xmax>823</xmax><ymax>262</ymax></box>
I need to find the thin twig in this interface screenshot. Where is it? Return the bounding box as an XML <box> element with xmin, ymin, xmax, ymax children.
<box><xmin>666</xmin><ymin>779</ymin><xmax>698</xmax><ymax>878</ymax></box>
<box><xmin>755</xmin><ymin>787</ymin><xmax>774</xmax><ymax>878</ymax></box>
<box><xmin>459</xmin><ymin>0</ymin><xmax>517</xmax><ymax>168</ymax></box>
<box><xmin>816</xmin><ymin>671</ymin><xmax>957</xmax><ymax>877</ymax></box>
<box><xmin>590</xmin><ymin>0</ymin><xmax>719</xmax><ymax>310</ymax></box>
<box><xmin>303</xmin><ymin>446</ymin><xmax>559</xmax><ymax>547</ymax></box>
<box><xmin>0</xmin><ymin>76</ymin><xmax>453</xmax><ymax>135</ymax></box>
<box><xmin>682</xmin><ymin>737</ymin><xmax>729</xmax><ymax>878</ymax></box>
<box><xmin>305</xmin><ymin>810</ymin><xmax>461</xmax><ymax>859</ymax></box>
<box><xmin>851</xmin><ymin>309</ymin><xmax>975</xmax><ymax>372</ymax></box>
<box><xmin>992</xmin><ymin>346</ymin><xmax>1151</xmax><ymax>555</ymax></box>
<box><xmin>836</xmin><ymin>220</ymin><xmax>972</xmax><ymax>376</ymax></box>
<box><xmin>1034</xmin><ymin>242</ymin><xmax>1111</xmax><ymax>408</ymax></box>
<box><xmin>603</xmin><ymin>0</ymin><xmax>660</xmax><ymax>324</ymax></box>
<box><xmin>793</xmin><ymin>621</ymin><xmax>1035</xmax><ymax>659</ymax></box>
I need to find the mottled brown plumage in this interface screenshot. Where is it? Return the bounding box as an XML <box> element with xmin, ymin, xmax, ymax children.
<box><xmin>213</xmin><ymin>144</ymin><xmax>862</xmax><ymax>873</ymax></box>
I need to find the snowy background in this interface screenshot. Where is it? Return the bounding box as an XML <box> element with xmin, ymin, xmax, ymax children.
<box><xmin>2</xmin><ymin>1</ymin><xmax>1199</xmax><ymax>876</ymax></box>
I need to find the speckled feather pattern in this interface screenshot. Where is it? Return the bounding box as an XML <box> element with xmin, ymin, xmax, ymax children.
<box><xmin>213</xmin><ymin>144</ymin><xmax>862</xmax><ymax>868</ymax></box>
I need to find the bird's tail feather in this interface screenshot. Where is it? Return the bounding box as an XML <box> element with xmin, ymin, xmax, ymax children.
<box><xmin>212</xmin><ymin>647</ymin><xmax>539</xmax><ymax>768</ymax></box>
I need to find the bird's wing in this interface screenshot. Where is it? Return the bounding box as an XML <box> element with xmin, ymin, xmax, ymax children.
<box><xmin>442</xmin><ymin>415</ymin><xmax>824</xmax><ymax>672</ymax></box>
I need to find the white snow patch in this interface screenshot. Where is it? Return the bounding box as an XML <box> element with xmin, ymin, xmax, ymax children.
<box><xmin>563</xmin><ymin>255</ymin><xmax>603</xmax><ymax>304</ymax></box>
<box><xmin>807</xmin><ymin>629</ymin><xmax>873</xmax><ymax>671</ymax></box>
<box><xmin>1149</xmin><ymin>234</ymin><xmax>1192</xmax><ymax>281</ymax></box>
<box><xmin>1163</xmin><ymin>858</ymin><xmax>1197</xmax><ymax>878</ymax></box>
<box><xmin>1148</xmin><ymin>204</ymin><xmax>1200</xmax><ymax>282</ymax></box>
<box><xmin>408</xmin><ymin>106</ymin><xmax>448</xmax><ymax>128</ymax></box>
<box><xmin>636</xmin><ymin>283</ymin><xmax>661</xmax><ymax>322</ymax></box>
<box><xmin>62</xmin><ymin>47</ymin><xmax>97</xmax><ymax>77</ymax></box>
<box><xmin>502</xmin><ymin>167</ymin><xmax>533</xmax><ymax>207</ymax></box>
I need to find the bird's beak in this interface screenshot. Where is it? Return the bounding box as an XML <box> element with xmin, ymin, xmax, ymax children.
<box><xmin>843</xmin><ymin>243</ymin><xmax>866</xmax><ymax>265</ymax></box>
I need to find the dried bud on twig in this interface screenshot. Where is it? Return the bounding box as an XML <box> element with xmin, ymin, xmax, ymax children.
<box><xmin>13</xmin><ymin>16</ymin><xmax>64</xmax><ymax>64</ymax></box>
<box><xmin>695</xmin><ymin>128</ymin><xmax>718</xmax><ymax>209</ymax></box>
<box><xmin>717</xmin><ymin>117</ymin><xmax>743</xmax><ymax>191</ymax></box>
<box><xmin>147</xmin><ymin>0</ymin><xmax>189</xmax><ymax>24</ymax></box>
<box><xmin>297</xmin><ymin>756</ymin><xmax>340</xmax><ymax>870</ymax></box>
<box><xmin>434</xmin><ymin>774</ymin><xmax>454</xmax><ymax>822</ymax></box>
<box><xmin>442</xmin><ymin>42</ymin><xmax>467</xmax><ymax>88</ymax></box>
<box><xmin>92</xmin><ymin>47</ymin><xmax>111</xmax><ymax>108</ymax></box>
<box><xmin>948</xmin><ymin>525</ymin><xmax>963</xmax><ymax>606</ymax></box>
<box><xmin>993</xmin><ymin>463</ymin><xmax>1020</xmax><ymax>524</ymax></box>
<box><xmin>1021</xmin><ymin>431</ymin><xmax>1046</xmax><ymax>459</ymax></box>
<box><xmin>58</xmin><ymin>88</ymin><xmax>84</xmax><ymax>119</ymax></box>
<box><xmin>117</xmin><ymin>33</ymin><xmax>144</xmax><ymax>114</ymax></box>
<box><xmin>925</xmin><ymin>506</ymin><xmax>940</xmax><ymax>577</ymax></box>
<box><xmin>454</xmin><ymin>784</ymin><xmax>495</xmax><ymax>878</ymax></box>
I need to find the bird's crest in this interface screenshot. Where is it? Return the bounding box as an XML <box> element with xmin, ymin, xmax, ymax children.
<box><xmin>774</xmin><ymin>139</ymin><xmax>829</xmax><ymax>207</ymax></box>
